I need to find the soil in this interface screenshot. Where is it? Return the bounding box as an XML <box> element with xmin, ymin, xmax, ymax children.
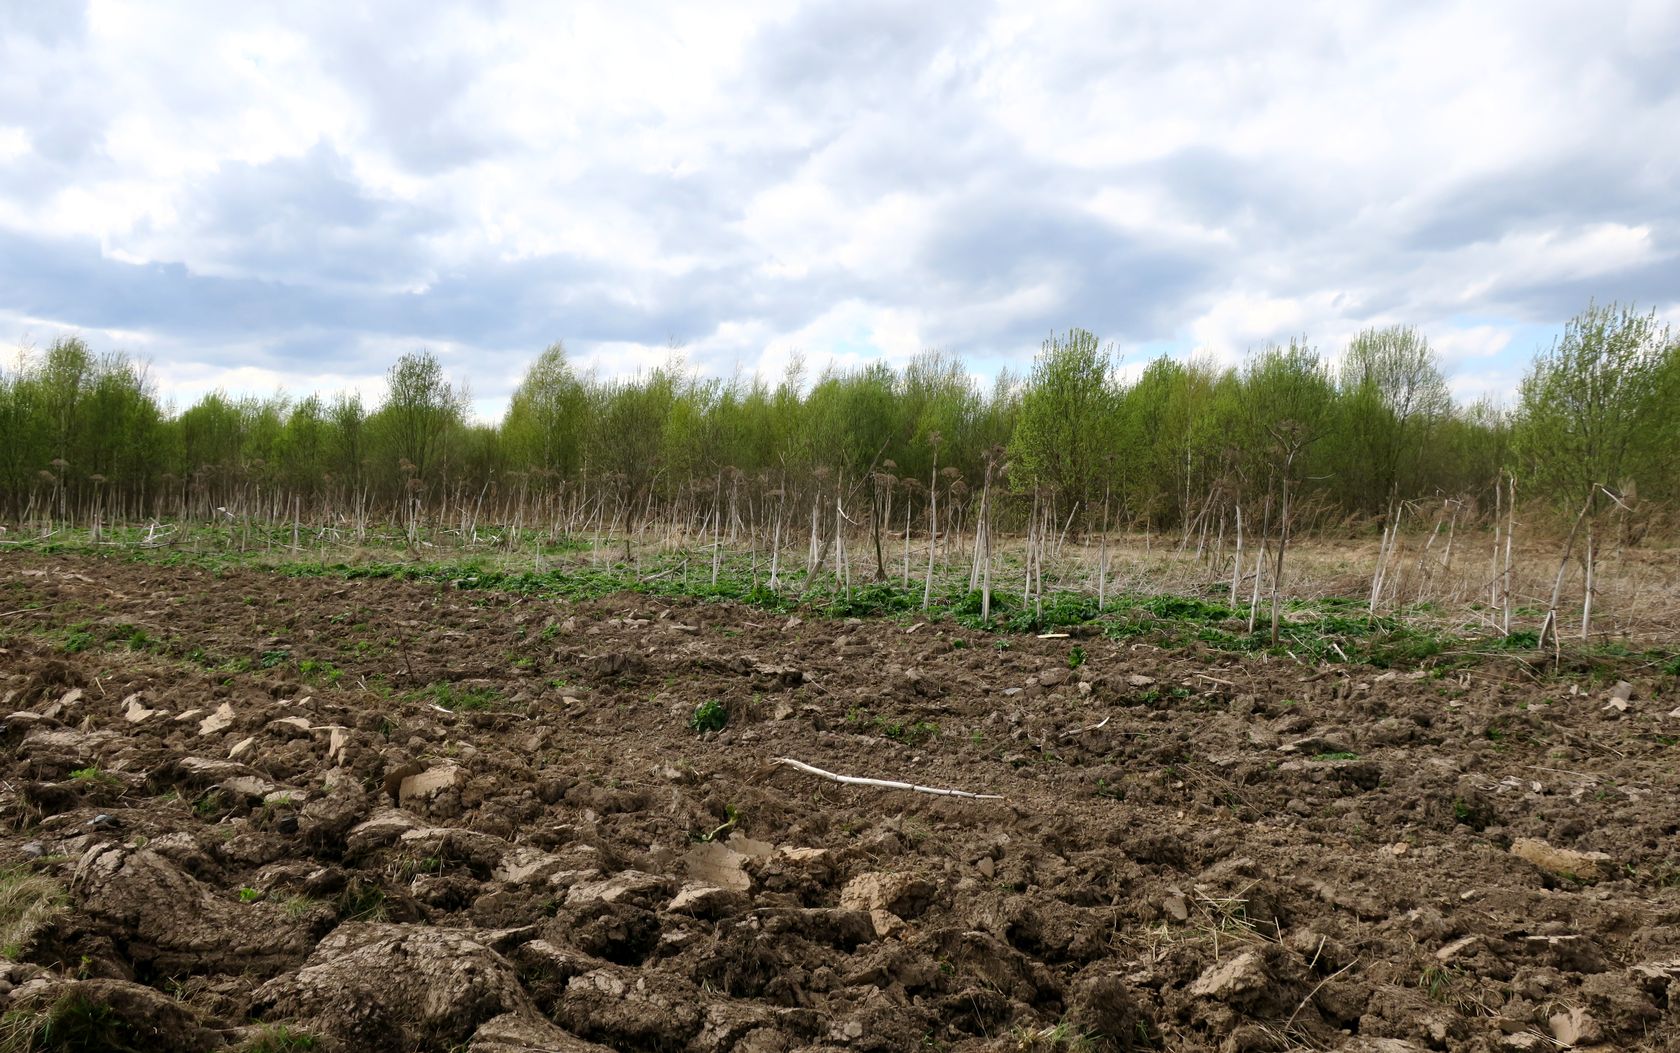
<box><xmin>2</xmin><ymin>552</ymin><xmax>1678</xmax><ymax>1052</ymax></box>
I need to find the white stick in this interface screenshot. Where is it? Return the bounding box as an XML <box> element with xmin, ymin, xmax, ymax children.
<box><xmin>771</xmin><ymin>757</ymin><xmax>1004</xmax><ymax>800</ymax></box>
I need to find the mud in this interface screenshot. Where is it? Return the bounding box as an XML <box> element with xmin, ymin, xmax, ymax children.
<box><xmin>1</xmin><ymin>552</ymin><xmax>1678</xmax><ymax>1051</ymax></box>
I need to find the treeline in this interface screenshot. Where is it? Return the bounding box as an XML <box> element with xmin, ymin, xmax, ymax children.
<box><xmin>1</xmin><ymin>302</ymin><xmax>1676</xmax><ymax>550</ymax></box>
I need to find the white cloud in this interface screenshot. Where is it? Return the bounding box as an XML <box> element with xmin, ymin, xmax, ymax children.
<box><xmin>0</xmin><ymin>0</ymin><xmax>1675</xmax><ymax>415</ymax></box>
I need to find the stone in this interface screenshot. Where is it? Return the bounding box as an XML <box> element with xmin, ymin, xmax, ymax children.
<box><xmin>667</xmin><ymin>883</ymin><xmax>745</xmax><ymax>917</ymax></box>
<box><xmin>1126</xmin><ymin>673</ymin><xmax>1156</xmax><ymax>688</ymax></box>
<box><xmin>839</xmin><ymin>871</ymin><xmax>935</xmax><ymax>919</ymax></box>
<box><xmin>398</xmin><ymin>763</ymin><xmax>464</xmax><ymax>807</ymax></box>
<box><xmin>198</xmin><ymin>702</ymin><xmax>235</xmax><ymax>736</ymax></box>
<box><xmin>1189</xmin><ymin>950</ymin><xmax>1269</xmax><ymax>1003</ymax></box>
<box><xmin>1436</xmin><ymin>935</ymin><xmax>1480</xmax><ymax>962</ymax></box>
<box><xmin>122</xmin><ymin>693</ymin><xmax>159</xmax><ymax>723</ymax></box>
<box><xmin>565</xmin><ymin>870</ymin><xmax>670</xmax><ymax>909</ymax></box>
<box><xmin>683</xmin><ymin>841</ymin><xmax>752</xmax><ymax>892</ymax></box>
<box><xmin>1510</xmin><ymin>837</ymin><xmax>1613</xmax><ymax>881</ymax></box>
<box><xmin>1547</xmin><ymin>1007</ymin><xmax>1600</xmax><ymax>1047</ymax></box>
<box><xmin>227</xmin><ymin>736</ymin><xmax>257</xmax><ymax>761</ymax></box>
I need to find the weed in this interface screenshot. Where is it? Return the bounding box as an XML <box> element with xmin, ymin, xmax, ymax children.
<box><xmin>1067</xmin><ymin>646</ymin><xmax>1086</xmax><ymax>669</ymax></box>
<box><xmin>238</xmin><ymin>887</ymin><xmax>263</xmax><ymax>903</ymax></box>
<box><xmin>689</xmin><ymin>699</ymin><xmax>729</xmax><ymax>734</ymax></box>
<box><xmin>68</xmin><ymin>767</ymin><xmax>120</xmax><ymax>788</ymax></box>
<box><xmin>298</xmin><ymin>658</ymin><xmax>343</xmax><ymax>686</ymax></box>
<box><xmin>1311</xmin><ymin>751</ymin><xmax>1360</xmax><ymax>762</ymax></box>
<box><xmin>411</xmin><ymin>682</ymin><xmax>504</xmax><ymax>711</ymax></box>
<box><xmin>259</xmin><ymin>649</ymin><xmax>291</xmax><ymax>669</ymax></box>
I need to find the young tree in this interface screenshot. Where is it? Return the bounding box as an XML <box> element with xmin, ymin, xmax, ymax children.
<box><xmin>375</xmin><ymin>351</ymin><xmax>468</xmax><ymax>485</ymax></box>
<box><xmin>1007</xmin><ymin>328</ymin><xmax>1118</xmax><ymax>521</ymax></box>
<box><xmin>1514</xmin><ymin>302</ymin><xmax>1672</xmax><ymax>641</ymax></box>
<box><xmin>1333</xmin><ymin>325</ymin><xmax>1452</xmax><ymax>515</ymax></box>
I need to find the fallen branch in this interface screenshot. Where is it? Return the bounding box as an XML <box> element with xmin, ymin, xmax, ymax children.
<box><xmin>771</xmin><ymin>757</ymin><xmax>1004</xmax><ymax>800</ymax></box>
<box><xmin>1059</xmin><ymin>715</ymin><xmax>1110</xmax><ymax>740</ymax></box>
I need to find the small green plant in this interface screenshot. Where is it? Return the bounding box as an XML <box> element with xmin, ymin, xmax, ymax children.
<box><xmin>1067</xmin><ymin>646</ymin><xmax>1086</xmax><ymax>669</ymax></box>
<box><xmin>695</xmin><ymin>803</ymin><xmax>740</xmax><ymax>843</ymax></box>
<box><xmin>298</xmin><ymin>658</ymin><xmax>343</xmax><ymax>685</ymax></box>
<box><xmin>689</xmin><ymin>699</ymin><xmax>728</xmax><ymax>733</ymax></box>
<box><xmin>259</xmin><ymin>649</ymin><xmax>291</xmax><ymax>669</ymax></box>
<box><xmin>1312</xmin><ymin>751</ymin><xmax>1359</xmax><ymax>762</ymax></box>
<box><xmin>69</xmin><ymin>767</ymin><xmax>120</xmax><ymax>787</ymax></box>
<box><xmin>238</xmin><ymin>887</ymin><xmax>263</xmax><ymax>903</ymax></box>
<box><xmin>411</xmin><ymin>682</ymin><xmax>503</xmax><ymax>711</ymax></box>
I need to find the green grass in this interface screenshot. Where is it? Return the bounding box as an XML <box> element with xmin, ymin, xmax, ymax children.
<box><xmin>410</xmin><ymin>681</ymin><xmax>505</xmax><ymax>712</ymax></box>
<box><xmin>847</xmin><ymin>707</ymin><xmax>939</xmax><ymax>746</ymax></box>
<box><xmin>21</xmin><ymin>525</ymin><xmax>1674</xmax><ymax>677</ymax></box>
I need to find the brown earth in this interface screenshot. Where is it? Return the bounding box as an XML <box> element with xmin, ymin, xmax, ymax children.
<box><xmin>1</xmin><ymin>552</ymin><xmax>1678</xmax><ymax>1052</ymax></box>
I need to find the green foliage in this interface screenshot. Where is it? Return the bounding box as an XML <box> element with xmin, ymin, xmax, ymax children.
<box><xmin>1515</xmin><ymin>301</ymin><xmax>1673</xmax><ymax>510</ymax></box>
<box><xmin>689</xmin><ymin>699</ymin><xmax>728</xmax><ymax>734</ymax></box>
<box><xmin>411</xmin><ymin>682</ymin><xmax>503</xmax><ymax>711</ymax></box>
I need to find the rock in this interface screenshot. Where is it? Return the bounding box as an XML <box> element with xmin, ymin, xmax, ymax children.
<box><xmin>227</xmin><ymin>736</ymin><xmax>256</xmax><ymax>761</ymax></box>
<box><xmin>1547</xmin><ymin>1007</ymin><xmax>1600</xmax><ymax>1047</ymax></box>
<box><xmin>666</xmin><ymin>883</ymin><xmax>745</xmax><ymax>918</ymax></box>
<box><xmin>840</xmin><ymin>872</ymin><xmax>935</xmax><ymax>939</ymax></box>
<box><xmin>122</xmin><ymin>693</ymin><xmax>159</xmax><ymax>722</ymax></box>
<box><xmin>1163</xmin><ymin>893</ymin><xmax>1190</xmax><ymax>922</ymax></box>
<box><xmin>1608</xmin><ymin>680</ymin><xmax>1633</xmax><ymax>703</ymax></box>
<box><xmin>1436</xmin><ymin>935</ymin><xmax>1479</xmax><ymax>962</ymax></box>
<box><xmin>221</xmin><ymin>775</ymin><xmax>280</xmax><ymax>801</ymax></box>
<box><xmin>1510</xmin><ymin>837</ymin><xmax>1613</xmax><ymax>881</ymax></box>
<box><xmin>254</xmin><ymin>924</ymin><xmax>533</xmax><ymax>1052</ymax></box>
<box><xmin>683</xmin><ymin>841</ymin><xmax>753</xmax><ymax>892</ymax></box>
<box><xmin>1126</xmin><ymin>673</ymin><xmax>1156</xmax><ymax>688</ymax></box>
<box><xmin>399</xmin><ymin>763</ymin><xmax>464</xmax><ymax>808</ymax></box>
<box><xmin>198</xmin><ymin>702</ymin><xmax>235</xmax><ymax>736</ymax></box>
<box><xmin>496</xmin><ymin>846</ymin><xmax>571</xmax><ymax>887</ymax></box>
<box><xmin>1039</xmin><ymin>667</ymin><xmax>1072</xmax><ymax>687</ymax></box>
<box><xmin>976</xmin><ymin>856</ymin><xmax>995</xmax><ymax>879</ymax></box>
<box><xmin>1190</xmin><ymin>950</ymin><xmax>1269</xmax><ymax>1005</ymax></box>
<box><xmin>565</xmin><ymin>870</ymin><xmax>670</xmax><ymax>909</ymax></box>
<box><xmin>468</xmin><ymin>1012</ymin><xmax>613</xmax><ymax>1052</ymax></box>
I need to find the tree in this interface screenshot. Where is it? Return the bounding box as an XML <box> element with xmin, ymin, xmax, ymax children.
<box><xmin>504</xmin><ymin>342</ymin><xmax>590</xmax><ymax>482</ymax></box>
<box><xmin>1007</xmin><ymin>329</ymin><xmax>1118</xmax><ymax>519</ymax></box>
<box><xmin>375</xmin><ymin>351</ymin><xmax>467</xmax><ymax>486</ymax></box>
<box><xmin>1514</xmin><ymin>302</ymin><xmax>1672</xmax><ymax>641</ymax></box>
<box><xmin>1333</xmin><ymin>325</ymin><xmax>1452</xmax><ymax>514</ymax></box>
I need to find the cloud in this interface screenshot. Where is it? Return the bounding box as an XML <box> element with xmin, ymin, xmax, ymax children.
<box><xmin>1</xmin><ymin>0</ymin><xmax>1676</xmax><ymax>417</ymax></box>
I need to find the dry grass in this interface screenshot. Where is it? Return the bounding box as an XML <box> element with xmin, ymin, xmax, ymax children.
<box><xmin>0</xmin><ymin>866</ymin><xmax>67</xmax><ymax>960</ymax></box>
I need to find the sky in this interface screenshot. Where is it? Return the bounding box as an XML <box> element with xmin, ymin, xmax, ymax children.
<box><xmin>2</xmin><ymin>1</ymin><xmax>1677</xmax><ymax>420</ymax></box>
